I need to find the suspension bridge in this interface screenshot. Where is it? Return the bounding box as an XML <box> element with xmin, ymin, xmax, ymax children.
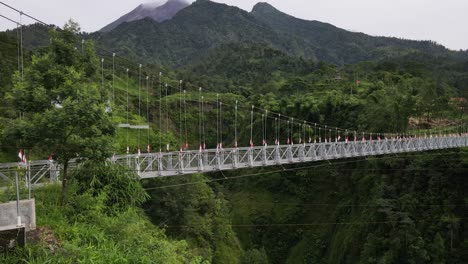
<box><xmin>0</xmin><ymin>2</ymin><xmax>467</xmax><ymax>186</ymax></box>
<box><xmin>1</xmin><ymin>133</ymin><xmax>467</xmax><ymax>185</ymax></box>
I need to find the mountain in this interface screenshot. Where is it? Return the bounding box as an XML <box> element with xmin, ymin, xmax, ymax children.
<box><xmin>100</xmin><ymin>0</ymin><xmax>190</xmax><ymax>32</ymax></box>
<box><xmin>91</xmin><ymin>0</ymin><xmax>467</xmax><ymax>66</ymax></box>
<box><xmin>251</xmin><ymin>2</ymin><xmax>465</xmax><ymax>63</ymax></box>
<box><xmin>94</xmin><ymin>0</ymin><xmax>317</xmax><ymax>66</ymax></box>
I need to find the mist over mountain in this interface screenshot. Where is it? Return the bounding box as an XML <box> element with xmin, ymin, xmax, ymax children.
<box><xmin>100</xmin><ymin>0</ymin><xmax>190</xmax><ymax>32</ymax></box>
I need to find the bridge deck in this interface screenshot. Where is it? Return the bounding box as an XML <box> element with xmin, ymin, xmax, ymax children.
<box><xmin>0</xmin><ymin>135</ymin><xmax>466</xmax><ymax>182</ymax></box>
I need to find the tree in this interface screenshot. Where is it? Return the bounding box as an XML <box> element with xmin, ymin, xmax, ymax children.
<box><xmin>5</xmin><ymin>20</ymin><xmax>115</xmax><ymax>204</ymax></box>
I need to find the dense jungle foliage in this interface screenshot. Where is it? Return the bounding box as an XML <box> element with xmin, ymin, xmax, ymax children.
<box><xmin>0</xmin><ymin>11</ymin><xmax>467</xmax><ymax>264</ymax></box>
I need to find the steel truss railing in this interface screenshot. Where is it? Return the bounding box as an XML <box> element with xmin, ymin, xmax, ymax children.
<box><xmin>124</xmin><ymin>135</ymin><xmax>468</xmax><ymax>178</ymax></box>
<box><xmin>0</xmin><ymin>135</ymin><xmax>467</xmax><ymax>184</ymax></box>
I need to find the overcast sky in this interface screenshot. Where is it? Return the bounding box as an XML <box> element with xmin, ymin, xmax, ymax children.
<box><xmin>0</xmin><ymin>0</ymin><xmax>467</xmax><ymax>51</ymax></box>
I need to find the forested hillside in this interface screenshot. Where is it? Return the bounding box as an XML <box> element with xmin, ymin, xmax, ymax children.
<box><xmin>0</xmin><ymin>6</ymin><xmax>467</xmax><ymax>263</ymax></box>
<box><xmin>93</xmin><ymin>0</ymin><xmax>468</xmax><ymax>67</ymax></box>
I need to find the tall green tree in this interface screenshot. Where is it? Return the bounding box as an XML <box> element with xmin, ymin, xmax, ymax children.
<box><xmin>5</xmin><ymin>20</ymin><xmax>115</xmax><ymax>203</ymax></box>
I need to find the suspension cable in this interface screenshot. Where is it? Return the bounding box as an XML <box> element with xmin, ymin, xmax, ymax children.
<box><xmin>126</xmin><ymin>68</ymin><xmax>129</xmax><ymax>154</ymax></box>
<box><xmin>291</xmin><ymin>118</ymin><xmax>294</xmax><ymax>144</ymax></box>
<box><xmin>202</xmin><ymin>95</ymin><xmax>206</xmax><ymax>149</ymax></box>
<box><xmin>199</xmin><ymin>88</ymin><xmax>203</xmax><ymax>151</ymax></box>
<box><xmin>19</xmin><ymin>12</ymin><xmax>23</xmax><ymax>80</ymax></box>
<box><xmin>303</xmin><ymin>121</ymin><xmax>306</xmax><ymax>144</ymax></box>
<box><xmin>216</xmin><ymin>94</ymin><xmax>220</xmax><ymax>150</ymax></box>
<box><xmin>184</xmin><ymin>89</ymin><xmax>188</xmax><ymax>150</ymax></box>
<box><xmin>138</xmin><ymin>64</ymin><xmax>142</xmax><ymax>154</ymax></box>
<box><xmin>220</xmin><ymin>100</ymin><xmax>223</xmax><ymax>149</ymax></box>
<box><xmin>146</xmin><ymin>75</ymin><xmax>150</xmax><ymax>153</ymax></box>
<box><xmin>250</xmin><ymin>105</ymin><xmax>254</xmax><ymax>147</ymax></box>
<box><xmin>159</xmin><ymin>73</ymin><xmax>162</xmax><ymax>153</ymax></box>
<box><xmin>112</xmin><ymin>53</ymin><xmax>115</xmax><ymax>104</ymax></box>
<box><xmin>16</xmin><ymin>21</ymin><xmax>20</xmax><ymax>78</ymax></box>
<box><xmin>262</xmin><ymin>113</ymin><xmax>265</xmax><ymax>146</ymax></box>
<box><xmin>235</xmin><ymin>100</ymin><xmax>238</xmax><ymax>148</ymax></box>
<box><xmin>314</xmin><ymin>123</ymin><xmax>317</xmax><ymax>143</ymax></box>
<box><xmin>179</xmin><ymin>80</ymin><xmax>183</xmax><ymax>151</ymax></box>
<box><xmin>165</xmin><ymin>83</ymin><xmax>169</xmax><ymax>151</ymax></box>
<box><xmin>275</xmin><ymin>116</ymin><xmax>278</xmax><ymax>145</ymax></box>
<box><xmin>101</xmin><ymin>58</ymin><xmax>104</xmax><ymax>93</ymax></box>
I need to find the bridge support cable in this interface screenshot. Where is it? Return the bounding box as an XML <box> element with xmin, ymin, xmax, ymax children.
<box><xmin>265</xmin><ymin>110</ymin><xmax>268</xmax><ymax>146</ymax></box>
<box><xmin>275</xmin><ymin>115</ymin><xmax>279</xmax><ymax>145</ymax></box>
<box><xmin>250</xmin><ymin>106</ymin><xmax>254</xmax><ymax>147</ymax></box>
<box><xmin>262</xmin><ymin>113</ymin><xmax>265</xmax><ymax>146</ymax></box>
<box><xmin>199</xmin><ymin>88</ymin><xmax>203</xmax><ymax>151</ymax></box>
<box><xmin>19</xmin><ymin>12</ymin><xmax>24</xmax><ymax>80</ymax></box>
<box><xmin>138</xmin><ymin>64</ymin><xmax>142</xmax><ymax>155</ymax></box>
<box><xmin>220</xmin><ymin>100</ymin><xmax>223</xmax><ymax>149</ymax></box>
<box><xmin>125</xmin><ymin>69</ymin><xmax>129</xmax><ymax>153</ymax></box>
<box><xmin>165</xmin><ymin>83</ymin><xmax>169</xmax><ymax>151</ymax></box>
<box><xmin>112</xmin><ymin>53</ymin><xmax>115</xmax><ymax>104</ymax></box>
<box><xmin>159</xmin><ymin>73</ymin><xmax>163</xmax><ymax>153</ymax></box>
<box><xmin>235</xmin><ymin>100</ymin><xmax>238</xmax><ymax>148</ymax></box>
<box><xmin>178</xmin><ymin>80</ymin><xmax>183</xmax><ymax>152</ymax></box>
<box><xmin>101</xmin><ymin>58</ymin><xmax>104</xmax><ymax>94</ymax></box>
<box><xmin>216</xmin><ymin>94</ymin><xmax>220</xmax><ymax>150</ymax></box>
<box><xmin>184</xmin><ymin>89</ymin><xmax>188</xmax><ymax>150</ymax></box>
<box><xmin>146</xmin><ymin>75</ymin><xmax>150</xmax><ymax>153</ymax></box>
<box><xmin>16</xmin><ymin>20</ymin><xmax>21</xmax><ymax>78</ymax></box>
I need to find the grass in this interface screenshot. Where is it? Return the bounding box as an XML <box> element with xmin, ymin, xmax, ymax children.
<box><xmin>1</xmin><ymin>184</ymin><xmax>205</xmax><ymax>263</ymax></box>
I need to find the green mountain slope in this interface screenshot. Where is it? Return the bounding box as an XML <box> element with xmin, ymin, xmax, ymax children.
<box><xmin>94</xmin><ymin>0</ymin><xmax>316</xmax><ymax>66</ymax></box>
<box><xmin>251</xmin><ymin>2</ymin><xmax>467</xmax><ymax>64</ymax></box>
<box><xmin>93</xmin><ymin>0</ymin><xmax>467</xmax><ymax>67</ymax></box>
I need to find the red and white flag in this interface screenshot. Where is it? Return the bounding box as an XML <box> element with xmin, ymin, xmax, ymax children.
<box><xmin>22</xmin><ymin>153</ymin><xmax>27</xmax><ymax>164</ymax></box>
<box><xmin>275</xmin><ymin>138</ymin><xmax>279</xmax><ymax>145</ymax></box>
<box><xmin>48</xmin><ymin>153</ymin><xmax>53</xmax><ymax>162</ymax></box>
<box><xmin>250</xmin><ymin>139</ymin><xmax>254</xmax><ymax>147</ymax></box>
<box><xmin>308</xmin><ymin>137</ymin><xmax>312</xmax><ymax>143</ymax></box>
<box><xmin>234</xmin><ymin>141</ymin><xmax>238</xmax><ymax>148</ymax></box>
<box><xmin>18</xmin><ymin>149</ymin><xmax>23</xmax><ymax>161</ymax></box>
<box><xmin>345</xmin><ymin>137</ymin><xmax>349</xmax><ymax>143</ymax></box>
